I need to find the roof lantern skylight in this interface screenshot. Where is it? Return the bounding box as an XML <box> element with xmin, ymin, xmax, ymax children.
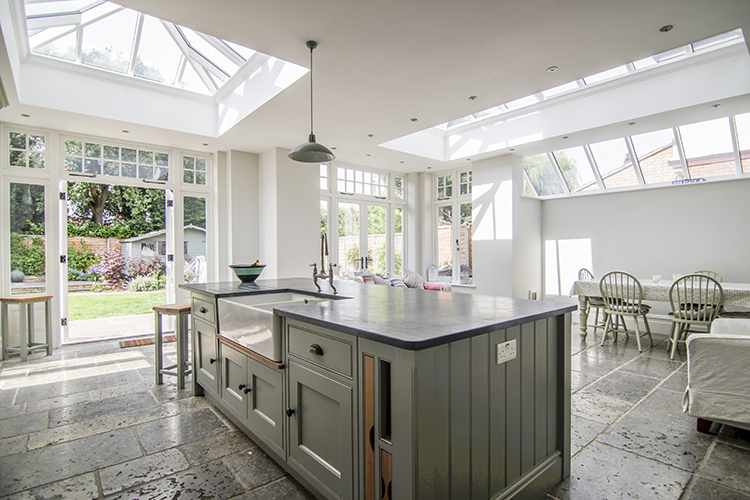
<box><xmin>436</xmin><ymin>29</ymin><xmax>745</xmax><ymax>132</ymax></box>
<box><xmin>23</xmin><ymin>0</ymin><xmax>277</xmax><ymax>97</ymax></box>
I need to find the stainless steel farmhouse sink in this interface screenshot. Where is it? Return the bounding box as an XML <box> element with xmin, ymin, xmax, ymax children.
<box><xmin>218</xmin><ymin>293</ymin><xmax>335</xmax><ymax>362</ymax></box>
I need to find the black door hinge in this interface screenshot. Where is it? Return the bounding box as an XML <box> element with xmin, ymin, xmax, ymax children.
<box><xmin>60</xmin><ymin>255</ymin><xmax>67</xmax><ymax>263</ymax></box>
<box><xmin>166</xmin><ymin>200</ymin><xmax>174</xmax><ymax>207</ymax></box>
<box><xmin>59</xmin><ymin>192</ymin><xmax>66</xmax><ymax>200</ymax></box>
<box><xmin>167</xmin><ymin>254</ymin><xmax>174</xmax><ymax>262</ymax></box>
<box><xmin>61</xmin><ymin>318</ymin><xmax>68</xmax><ymax>326</ymax></box>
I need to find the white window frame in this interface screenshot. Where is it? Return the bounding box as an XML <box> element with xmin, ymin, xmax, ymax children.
<box><xmin>433</xmin><ymin>168</ymin><xmax>472</xmax><ymax>285</ymax></box>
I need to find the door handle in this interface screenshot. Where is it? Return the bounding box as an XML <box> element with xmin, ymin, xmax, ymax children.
<box><xmin>286</xmin><ymin>408</ymin><xmax>296</xmax><ymax>417</ymax></box>
<box><xmin>308</xmin><ymin>344</ymin><xmax>324</xmax><ymax>356</ymax></box>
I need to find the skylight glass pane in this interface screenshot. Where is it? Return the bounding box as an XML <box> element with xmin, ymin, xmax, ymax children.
<box><xmin>631</xmin><ymin>128</ymin><xmax>679</xmax><ymax>184</ymax></box>
<box><xmin>679</xmin><ymin>118</ymin><xmax>736</xmax><ymax>179</ymax></box>
<box><xmin>177</xmin><ymin>62</ymin><xmax>211</xmax><ymax>95</ymax></box>
<box><xmin>652</xmin><ymin>46</ymin><xmax>688</xmax><ymax>64</ymax></box>
<box><xmin>523</xmin><ymin>154</ymin><xmax>565</xmax><ymax>196</ymax></box>
<box><xmin>180</xmin><ymin>28</ymin><xmax>238</xmax><ymax>77</ymax></box>
<box><xmin>632</xmin><ymin>55</ymin><xmax>658</xmax><ymax>71</ymax></box>
<box><xmin>29</xmin><ymin>25</ymin><xmax>72</xmax><ymax>51</ymax></box>
<box><xmin>80</xmin><ymin>8</ymin><xmax>138</xmax><ymax>74</ymax></box>
<box><xmin>735</xmin><ymin>112</ymin><xmax>750</xmax><ymax>173</ymax></box>
<box><xmin>505</xmin><ymin>94</ymin><xmax>539</xmax><ymax>111</ymax></box>
<box><xmin>34</xmin><ymin>30</ymin><xmax>76</xmax><ymax>60</ymax></box>
<box><xmin>692</xmin><ymin>29</ymin><xmax>743</xmax><ymax>52</ymax></box>
<box><xmin>225</xmin><ymin>40</ymin><xmax>255</xmax><ymax>61</ymax></box>
<box><xmin>135</xmin><ymin>16</ymin><xmax>182</xmax><ymax>84</ymax></box>
<box><xmin>589</xmin><ymin>138</ymin><xmax>638</xmax><ymax>188</ymax></box>
<box><xmin>582</xmin><ymin>65</ymin><xmax>628</xmax><ymax>85</ymax></box>
<box><xmin>541</xmin><ymin>81</ymin><xmax>579</xmax><ymax>99</ymax></box>
<box><xmin>552</xmin><ymin>146</ymin><xmax>597</xmax><ymax>192</ymax></box>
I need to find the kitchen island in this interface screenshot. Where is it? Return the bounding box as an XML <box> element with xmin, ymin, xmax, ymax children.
<box><xmin>181</xmin><ymin>278</ymin><xmax>576</xmax><ymax>500</ymax></box>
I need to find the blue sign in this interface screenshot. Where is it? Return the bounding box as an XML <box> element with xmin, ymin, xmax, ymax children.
<box><xmin>672</xmin><ymin>178</ymin><xmax>706</xmax><ymax>185</ymax></box>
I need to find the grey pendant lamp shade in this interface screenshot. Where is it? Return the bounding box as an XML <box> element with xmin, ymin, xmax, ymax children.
<box><xmin>289</xmin><ymin>41</ymin><xmax>335</xmax><ymax>163</ymax></box>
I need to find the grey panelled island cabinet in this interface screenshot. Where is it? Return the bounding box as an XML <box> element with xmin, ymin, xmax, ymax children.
<box><xmin>181</xmin><ymin>278</ymin><xmax>576</xmax><ymax>500</ymax></box>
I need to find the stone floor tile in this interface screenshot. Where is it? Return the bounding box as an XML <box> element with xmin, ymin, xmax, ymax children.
<box><xmin>698</xmin><ymin>442</ymin><xmax>750</xmax><ymax>493</ymax></box>
<box><xmin>181</xmin><ymin>430</ymin><xmax>256</xmax><ymax>466</ymax></box>
<box><xmin>598</xmin><ymin>414</ymin><xmax>712</xmax><ymax>472</ymax></box>
<box><xmin>570</xmin><ymin>415</ymin><xmax>607</xmax><ymax>457</ymax></box>
<box><xmin>0</xmin><ymin>403</ymin><xmax>25</xmax><ymax>420</ymax></box>
<box><xmin>107</xmin><ymin>459</ymin><xmax>244</xmax><ymax>500</ymax></box>
<box><xmin>550</xmin><ymin>442</ymin><xmax>691</xmax><ymax>500</ymax></box>
<box><xmin>618</xmin><ymin>355</ymin><xmax>684</xmax><ymax>379</ymax></box>
<box><xmin>630</xmin><ymin>388</ymin><xmax>693</xmax><ymax>426</ymax></box>
<box><xmin>223</xmin><ymin>448</ymin><xmax>287</xmax><ymax>490</ymax></box>
<box><xmin>14</xmin><ymin>370</ymin><xmax>141</xmax><ymax>403</ymax></box>
<box><xmin>113</xmin><ymin>397</ymin><xmax>209</xmax><ymax>429</ymax></box>
<box><xmin>570</xmin><ymin>353</ymin><xmax>621</xmax><ymax>377</ymax></box>
<box><xmin>25</xmin><ymin>392</ymin><xmax>93</xmax><ymax>414</ymax></box>
<box><xmin>231</xmin><ymin>477</ymin><xmax>317</xmax><ymax>500</ymax></box>
<box><xmin>571</xmin><ymin>390</ymin><xmax>634</xmax><ymax>426</ymax></box>
<box><xmin>685</xmin><ymin>477</ymin><xmax>750</xmax><ymax>500</ymax></box>
<box><xmin>0</xmin><ymin>434</ymin><xmax>27</xmax><ymax>458</ymax></box>
<box><xmin>90</xmin><ymin>379</ymin><xmax>155</xmax><ymax>401</ymax></box>
<box><xmin>586</xmin><ymin>370</ymin><xmax>661</xmax><ymax>404</ymax></box>
<box><xmin>570</xmin><ymin>371</ymin><xmax>599</xmax><ymax>393</ymax></box>
<box><xmin>27</xmin><ymin>415</ymin><xmax>114</xmax><ymax>450</ymax></box>
<box><xmin>0</xmin><ymin>428</ymin><xmax>142</xmax><ymax>496</ymax></box>
<box><xmin>660</xmin><ymin>370</ymin><xmax>689</xmax><ymax>393</ymax></box>
<box><xmin>99</xmin><ymin>448</ymin><xmax>190</xmax><ymax>496</ymax></box>
<box><xmin>48</xmin><ymin>391</ymin><xmax>156</xmax><ymax>428</ymax></box>
<box><xmin>7</xmin><ymin>473</ymin><xmax>98</xmax><ymax>500</ymax></box>
<box><xmin>0</xmin><ymin>388</ymin><xmax>17</xmax><ymax>407</ymax></box>
<box><xmin>134</xmin><ymin>407</ymin><xmax>230</xmax><ymax>454</ymax></box>
<box><xmin>583</xmin><ymin>342</ymin><xmax>644</xmax><ymax>362</ymax></box>
<box><xmin>149</xmin><ymin>383</ymin><xmax>195</xmax><ymax>404</ymax></box>
<box><xmin>0</xmin><ymin>411</ymin><xmax>47</xmax><ymax>440</ymax></box>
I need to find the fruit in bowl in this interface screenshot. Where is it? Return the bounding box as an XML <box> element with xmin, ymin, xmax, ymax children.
<box><xmin>229</xmin><ymin>261</ymin><xmax>266</xmax><ymax>283</ymax></box>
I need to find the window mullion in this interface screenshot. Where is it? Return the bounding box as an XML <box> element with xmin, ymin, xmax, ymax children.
<box><xmin>729</xmin><ymin>115</ymin><xmax>743</xmax><ymax>175</ymax></box>
<box><xmin>672</xmin><ymin>127</ymin><xmax>690</xmax><ymax>179</ymax></box>
<box><xmin>584</xmin><ymin>145</ymin><xmax>605</xmax><ymax>189</ymax></box>
<box><xmin>625</xmin><ymin>137</ymin><xmax>645</xmax><ymax>185</ymax></box>
<box><xmin>548</xmin><ymin>152</ymin><xmax>570</xmax><ymax>193</ymax></box>
<box><xmin>127</xmin><ymin>13</ymin><xmax>145</xmax><ymax>77</ymax></box>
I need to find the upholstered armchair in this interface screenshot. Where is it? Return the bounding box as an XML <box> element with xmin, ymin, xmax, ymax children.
<box><xmin>683</xmin><ymin>318</ymin><xmax>750</xmax><ymax>432</ymax></box>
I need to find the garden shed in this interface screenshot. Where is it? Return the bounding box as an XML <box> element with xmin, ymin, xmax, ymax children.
<box><xmin>120</xmin><ymin>224</ymin><xmax>206</xmax><ymax>262</ymax></box>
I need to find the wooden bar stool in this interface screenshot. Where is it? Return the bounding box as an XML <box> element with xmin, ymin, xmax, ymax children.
<box><xmin>153</xmin><ymin>302</ymin><xmax>192</xmax><ymax>390</ymax></box>
<box><xmin>1</xmin><ymin>294</ymin><xmax>53</xmax><ymax>362</ymax></box>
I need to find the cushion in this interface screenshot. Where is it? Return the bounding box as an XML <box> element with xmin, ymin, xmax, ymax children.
<box><xmin>424</xmin><ymin>282</ymin><xmax>450</xmax><ymax>291</ymax></box>
<box><xmin>403</xmin><ymin>269</ymin><xmax>425</xmax><ymax>289</ymax></box>
<box><xmin>373</xmin><ymin>275</ymin><xmax>391</xmax><ymax>286</ymax></box>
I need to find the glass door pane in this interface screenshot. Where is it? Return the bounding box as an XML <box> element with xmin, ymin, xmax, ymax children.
<box><xmin>9</xmin><ymin>183</ymin><xmax>46</xmax><ymax>295</ymax></box>
<box><xmin>366</xmin><ymin>204</ymin><xmax>387</xmax><ymax>275</ymax></box>
<box><xmin>394</xmin><ymin>207</ymin><xmax>403</xmax><ymax>276</ymax></box>
<box><xmin>65</xmin><ymin>182</ymin><xmax>167</xmax><ymax>343</ymax></box>
<box><xmin>459</xmin><ymin>203</ymin><xmax>473</xmax><ymax>284</ymax></box>
<box><xmin>437</xmin><ymin>205</ymin><xmax>453</xmax><ymax>279</ymax></box>
<box><xmin>338</xmin><ymin>202</ymin><xmax>360</xmax><ymax>277</ymax></box>
<box><xmin>183</xmin><ymin>196</ymin><xmax>207</xmax><ymax>284</ymax></box>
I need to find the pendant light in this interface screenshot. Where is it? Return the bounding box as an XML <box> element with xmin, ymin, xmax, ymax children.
<box><xmin>289</xmin><ymin>40</ymin><xmax>335</xmax><ymax>163</ymax></box>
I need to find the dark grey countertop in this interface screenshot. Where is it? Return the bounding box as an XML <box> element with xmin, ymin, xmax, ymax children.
<box><xmin>181</xmin><ymin>278</ymin><xmax>576</xmax><ymax>350</ymax></box>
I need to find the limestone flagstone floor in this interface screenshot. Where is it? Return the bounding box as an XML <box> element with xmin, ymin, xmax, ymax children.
<box><xmin>0</xmin><ymin>327</ymin><xmax>749</xmax><ymax>499</ymax></box>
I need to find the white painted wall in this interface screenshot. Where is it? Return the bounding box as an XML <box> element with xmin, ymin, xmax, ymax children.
<box><xmin>226</xmin><ymin>150</ymin><xmax>259</xmax><ymax>278</ymax></box>
<box><xmin>512</xmin><ymin>154</ymin><xmax>543</xmax><ymax>300</ymax></box>
<box><xmin>542</xmin><ymin>177</ymin><xmax>750</xmax><ymax>326</ymax></box>
<box><xmin>258</xmin><ymin>148</ymin><xmax>319</xmax><ymax>279</ymax></box>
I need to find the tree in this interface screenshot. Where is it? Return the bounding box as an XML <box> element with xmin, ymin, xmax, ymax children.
<box><xmin>184</xmin><ymin>197</ymin><xmax>206</xmax><ymax>228</ymax></box>
<box><xmin>9</xmin><ymin>183</ymin><xmax>45</xmax><ymax>234</ymax></box>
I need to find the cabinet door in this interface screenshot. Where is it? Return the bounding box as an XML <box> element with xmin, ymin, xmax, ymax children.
<box><xmin>194</xmin><ymin>319</ymin><xmax>218</xmax><ymax>394</ymax></box>
<box><xmin>288</xmin><ymin>361</ymin><xmax>354</xmax><ymax>500</ymax></box>
<box><xmin>220</xmin><ymin>343</ymin><xmax>248</xmax><ymax>419</ymax></box>
<box><xmin>247</xmin><ymin>357</ymin><xmax>284</xmax><ymax>450</ymax></box>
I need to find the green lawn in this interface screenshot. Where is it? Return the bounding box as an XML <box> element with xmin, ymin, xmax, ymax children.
<box><xmin>68</xmin><ymin>290</ymin><xmax>166</xmax><ymax>320</ymax></box>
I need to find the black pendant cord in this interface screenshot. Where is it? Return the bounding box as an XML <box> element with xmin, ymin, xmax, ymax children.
<box><xmin>309</xmin><ymin>43</ymin><xmax>315</xmax><ymax>136</ymax></box>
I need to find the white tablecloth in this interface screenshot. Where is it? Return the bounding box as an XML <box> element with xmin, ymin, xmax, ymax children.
<box><xmin>570</xmin><ymin>280</ymin><xmax>750</xmax><ymax>308</ymax></box>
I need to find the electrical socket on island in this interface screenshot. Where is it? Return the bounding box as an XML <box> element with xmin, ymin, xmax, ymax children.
<box><xmin>496</xmin><ymin>339</ymin><xmax>517</xmax><ymax>364</ymax></box>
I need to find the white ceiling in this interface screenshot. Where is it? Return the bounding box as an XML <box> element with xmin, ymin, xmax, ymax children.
<box><xmin>2</xmin><ymin>0</ymin><xmax>750</xmax><ymax>173</ymax></box>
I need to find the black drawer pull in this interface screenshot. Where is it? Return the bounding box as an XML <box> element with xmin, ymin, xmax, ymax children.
<box><xmin>286</xmin><ymin>408</ymin><xmax>295</xmax><ymax>417</ymax></box>
<box><xmin>199</xmin><ymin>307</ymin><xmax>208</xmax><ymax>313</ymax></box>
<box><xmin>244</xmin><ymin>387</ymin><xmax>252</xmax><ymax>394</ymax></box>
<box><xmin>209</xmin><ymin>358</ymin><xmax>216</xmax><ymax>364</ymax></box>
<box><xmin>309</xmin><ymin>344</ymin><xmax>324</xmax><ymax>356</ymax></box>
<box><xmin>238</xmin><ymin>384</ymin><xmax>246</xmax><ymax>391</ymax></box>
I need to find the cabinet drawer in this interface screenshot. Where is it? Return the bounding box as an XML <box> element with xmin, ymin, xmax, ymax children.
<box><xmin>288</xmin><ymin>324</ymin><xmax>353</xmax><ymax>378</ymax></box>
<box><xmin>192</xmin><ymin>296</ymin><xmax>215</xmax><ymax>325</ymax></box>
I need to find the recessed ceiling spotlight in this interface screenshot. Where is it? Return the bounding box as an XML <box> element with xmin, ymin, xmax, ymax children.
<box><xmin>366</xmin><ymin>153</ymin><xmax>371</xmax><ymax>157</ymax></box>
<box><xmin>202</xmin><ymin>143</ymin><xmax>209</xmax><ymax>146</ymax></box>
<box><xmin>547</xmin><ymin>66</ymin><xmax>558</xmax><ymax>73</ymax></box>
<box><xmin>331</xmin><ymin>146</ymin><xmax>337</xmax><ymax>150</ymax></box>
<box><xmin>659</xmin><ymin>25</ymin><xmax>673</xmax><ymax>33</ymax></box>
<box><xmin>628</xmin><ymin>122</ymin><xmax>636</xmax><ymax>126</ymax></box>
<box><xmin>367</xmin><ymin>133</ymin><xmax>374</xmax><ymax>137</ymax></box>
<box><xmin>562</xmin><ymin>136</ymin><xmax>569</xmax><ymax>139</ymax></box>
<box><xmin>427</xmin><ymin>166</ymin><xmax>432</xmax><ymax>169</ymax></box>
<box><xmin>122</xmin><ymin>130</ymin><xmax>129</xmax><ymax>133</ymax></box>
<box><xmin>509</xmin><ymin>148</ymin><xmax>515</xmax><ymax>152</ymax></box>
<box><xmin>466</xmin><ymin>158</ymin><xmax>471</xmax><ymax>161</ymax></box>
<box><xmin>20</xmin><ymin>113</ymin><xmax>30</xmax><ymax>118</ymax></box>
<box><xmin>399</xmin><ymin>160</ymin><xmax>404</xmax><ymax>163</ymax></box>
<box><xmin>410</xmin><ymin>117</ymin><xmax>418</xmax><ymax>122</ymax></box>
<box><xmin>469</xmin><ymin>95</ymin><xmax>478</xmax><ymax>101</ymax></box>
<box><xmin>711</xmin><ymin>103</ymin><xmax>721</xmax><ymax>109</ymax></box>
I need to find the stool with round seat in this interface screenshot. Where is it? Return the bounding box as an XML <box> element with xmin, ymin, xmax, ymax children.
<box><xmin>153</xmin><ymin>302</ymin><xmax>192</xmax><ymax>389</ymax></box>
<box><xmin>1</xmin><ymin>294</ymin><xmax>53</xmax><ymax>362</ymax></box>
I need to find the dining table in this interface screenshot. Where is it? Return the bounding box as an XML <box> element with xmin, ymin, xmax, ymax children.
<box><xmin>569</xmin><ymin>278</ymin><xmax>750</xmax><ymax>338</ymax></box>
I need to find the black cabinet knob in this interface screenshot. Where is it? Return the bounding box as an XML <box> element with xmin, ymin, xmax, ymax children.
<box><xmin>286</xmin><ymin>408</ymin><xmax>295</xmax><ymax>417</ymax></box>
<box><xmin>200</xmin><ymin>307</ymin><xmax>207</xmax><ymax>313</ymax></box>
<box><xmin>238</xmin><ymin>384</ymin><xmax>246</xmax><ymax>391</ymax></box>
<box><xmin>209</xmin><ymin>358</ymin><xmax>216</xmax><ymax>364</ymax></box>
<box><xmin>308</xmin><ymin>344</ymin><xmax>324</xmax><ymax>356</ymax></box>
<box><xmin>244</xmin><ymin>387</ymin><xmax>251</xmax><ymax>394</ymax></box>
